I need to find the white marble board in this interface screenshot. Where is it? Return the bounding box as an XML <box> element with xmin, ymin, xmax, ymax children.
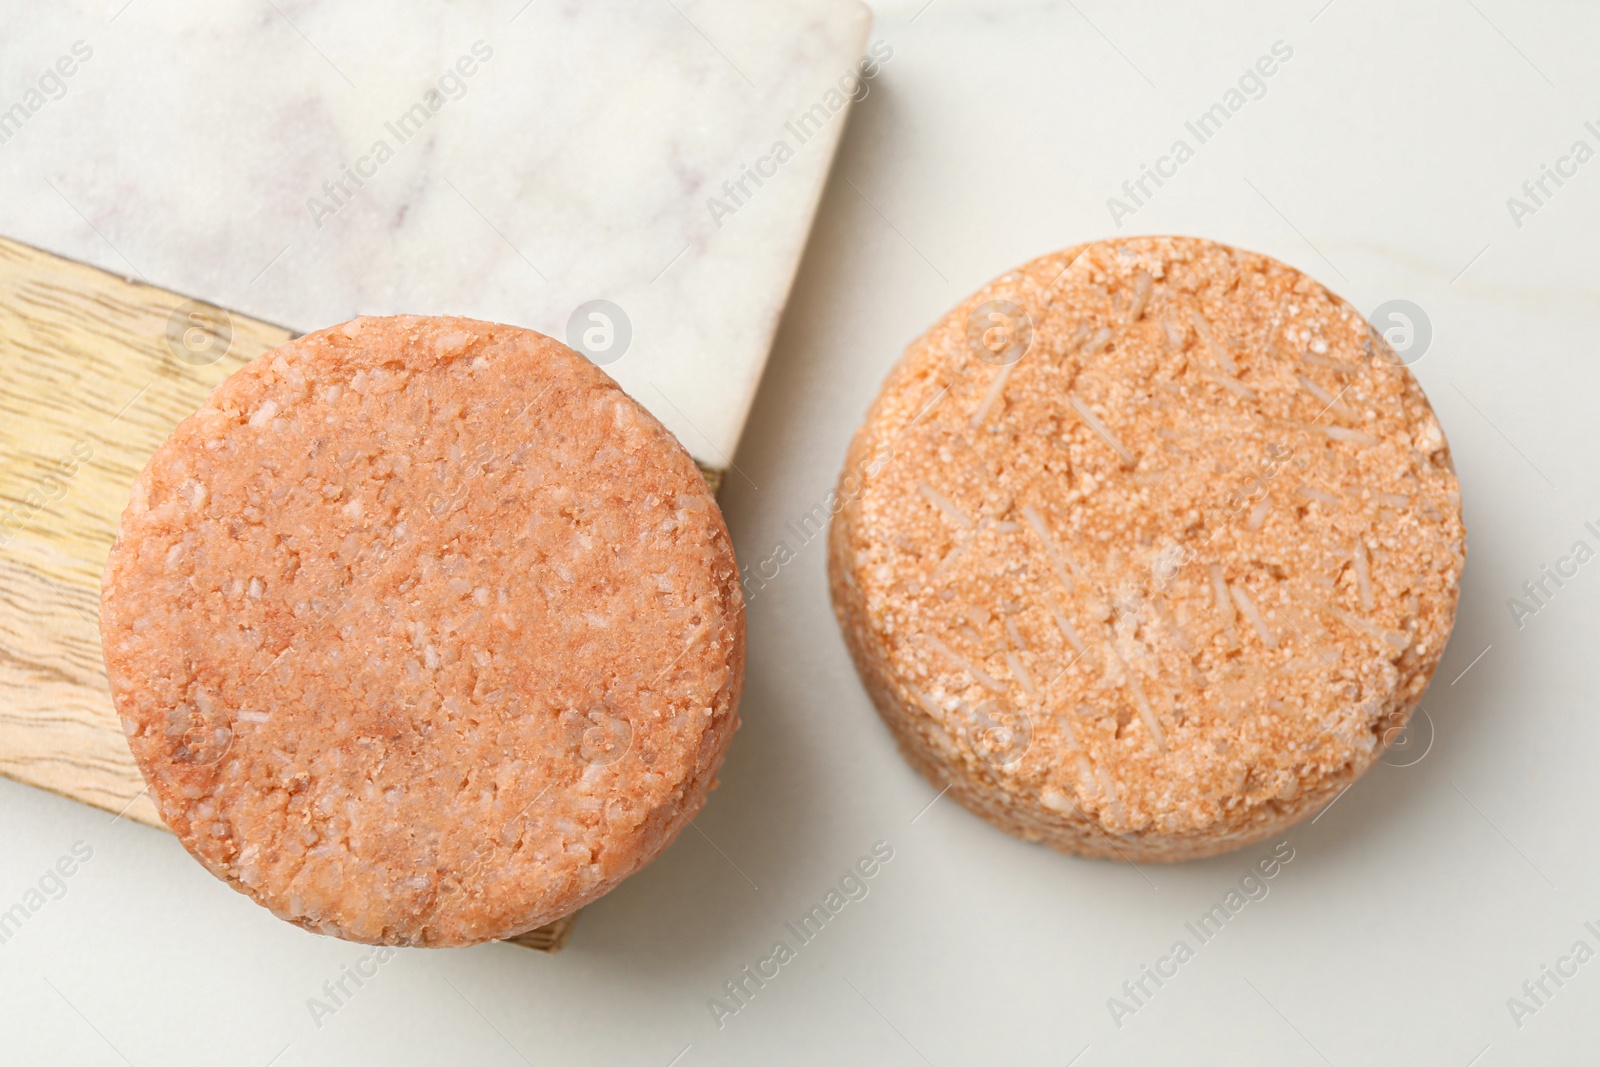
<box><xmin>0</xmin><ymin>0</ymin><xmax>873</xmax><ymax>469</ymax></box>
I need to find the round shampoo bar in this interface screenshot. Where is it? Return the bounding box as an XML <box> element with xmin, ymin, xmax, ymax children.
<box><xmin>101</xmin><ymin>316</ymin><xmax>744</xmax><ymax>945</ymax></box>
<box><xmin>829</xmin><ymin>236</ymin><xmax>1464</xmax><ymax>861</ymax></box>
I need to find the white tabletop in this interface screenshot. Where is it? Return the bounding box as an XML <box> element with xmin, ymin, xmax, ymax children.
<box><xmin>5</xmin><ymin>1</ymin><xmax>1599</xmax><ymax>1064</ymax></box>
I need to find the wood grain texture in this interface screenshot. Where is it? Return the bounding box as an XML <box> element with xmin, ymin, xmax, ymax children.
<box><xmin>0</xmin><ymin>236</ymin><xmax>624</xmax><ymax>953</ymax></box>
<box><xmin>0</xmin><ymin>235</ymin><xmax>283</xmax><ymax>829</ymax></box>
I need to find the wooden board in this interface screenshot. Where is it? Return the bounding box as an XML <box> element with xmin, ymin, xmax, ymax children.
<box><xmin>0</xmin><ymin>235</ymin><xmax>630</xmax><ymax>954</ymax></box>
<box><xmin>0</xmin><ymin>235</ymin><xmax>280</xmax><ymax>829</ymax></box>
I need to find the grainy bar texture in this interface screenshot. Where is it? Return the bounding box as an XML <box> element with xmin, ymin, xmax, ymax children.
<box><xmin>101</xmin><ymin>315</ymin><xmax>744</xmax><ymax>945</ymax></box>
<box><xmin>829</xmin><ymin>237</ymin><xmax>1464</xmax><ymax>861</ymax></box>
